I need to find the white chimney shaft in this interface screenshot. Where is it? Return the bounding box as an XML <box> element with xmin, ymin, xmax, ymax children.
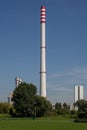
<box><xmin>40</xmin><ymin>6</ymin><xmax>46</xmax><ymax>97</ymax></box>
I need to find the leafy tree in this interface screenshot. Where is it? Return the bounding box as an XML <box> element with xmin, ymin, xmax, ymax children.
<box><xmin>0</xmin><ymin>103</ymin><xmax>10</xmax><ymax>114</ymax></box>
<box><xmin>12</xmin><ymin>82</ymin><xmax>37</xmax><ymax>117</ymax></box>
<box><xmin>74</xmin><ymin>100</ymin><xmax>87</xmax><ymax>112</ymax></box>
<box><xmin>55</xmin><ymin>102</ymin><xmax>63</xmax><ymax>115</ymax></box>
<box><xmin>62</xmin><ymin>103</ymin><xmax>70</xmax><ymax>115</ymax></box>
<box><xmin>74</xmin><ymin>100</ymin><xmax>87</xmax><ymax>120</ymax></box>
<box><xmin>55</xmin><ymin>102</ymin><xmax>70</xmax><ymax>115</ymax></box>
<box><xmin>63</xmin><ymin>103</ymin><xmax>68</xmax><ymax>109</ymax></box>
<box><xmin>34</xmin><ymin>95</ymin><xmax>52</xmax><ymax>117</ymax></box>
<box><xmin>55</xmin><ymin>102</ymin><xmax>62</xmax><ymax>110</ymax></box>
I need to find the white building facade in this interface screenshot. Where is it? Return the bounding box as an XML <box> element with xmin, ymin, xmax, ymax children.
<box><xmin>15</xmin><ymin>77</ymin><xmax>22</xmax><ymax>88</ymax></box>
<box><xmin>8</xmin><ymin>92</ymin><xmax>13</xmax><ymax>104</ymax></box>
<box><xmin>74</xmin><ymin>85</ymin><xmax>84</xmax><ymax>102</ymax></box>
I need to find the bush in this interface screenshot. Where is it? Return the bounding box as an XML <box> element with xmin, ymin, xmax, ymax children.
<box><xmin>77</xmin><ymin>111</ymin><xmax>87</xmax><ymax>119</ymax></box>
<box><xmin>0</xmin><ymin>103</ymin><xmax>10</xmax><ymax>114</ymax></box>
<box><xmin>75</xmin><ymin>118</ymin><xmax>87</xmax><ymax>123</ymax></box>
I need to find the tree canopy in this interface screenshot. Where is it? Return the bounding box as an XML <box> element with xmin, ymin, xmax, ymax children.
<box><xmin>0</xmin><ymin>102</ymin><xmax>10</xmax><ymax>114</ymax></box>
<box><xmin>34</xmin><ymin>95</ymin><xmax>52</xmax><ymax>117</ymax></box>
<box><xmin>12</xmin><ymin>82</ymin><xmax>37</xmax><ymax>117</ymax></box>
<box><xmin>12</xmin><ymin>82</ymin><xmax>52</xmax><ymax>117</ymax></box>
<box><xmin>74</xmin><ymin>99</ymin><xmax>87</xmax><ymax>112</ymax></box>
<box><xmin>55</xmin><ymin>102</ymin><xmax>62</xmax><ymax>110</ymax></box>
<box><xmin>74</xmin><ymin>100</ymin><xmax>87</xmax><ymax>120</ymax></box>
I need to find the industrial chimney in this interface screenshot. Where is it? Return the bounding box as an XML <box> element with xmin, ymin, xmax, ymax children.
<box><xmin>40</xmin><ymin>6</ymin><xmax>46</xmax><ymax>97</ymax></box>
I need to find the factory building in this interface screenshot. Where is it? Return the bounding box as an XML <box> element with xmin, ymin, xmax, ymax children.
<box><xmin>8</xmin><ymin>77</ymin><xmax>22</xmax><ymax>104</ymax></box>
<box><xmin>74</xmin><ymin>85</ymin><xmax>84</xmax><ymax>102</ymax></box>
<box><xmin>8</xmin><ymin>92</ymin><xmax>13</xmax><ymax>104</ymax></box>
<box><xmin>15</xmin><ymin>77</ymin><xmax>22</xmax><ymax>88</ymax></box>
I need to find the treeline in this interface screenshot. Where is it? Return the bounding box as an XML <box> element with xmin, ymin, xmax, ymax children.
<box><xmin>0</xmin><ymin>83</ymin><xmax>52</xmax><ymax>117</ymax></box>
<box><xmin>55</xmin><ymin>102</ymin><xmax>70</xmax><ymax>115</ymax></box>
<box><xmin>0</xmin><ymin>82</ymin><xmax>87</xmax><ymax>122</ymax></box>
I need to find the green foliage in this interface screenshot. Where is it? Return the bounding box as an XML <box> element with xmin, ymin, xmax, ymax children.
<box><xmin>55</xmin><ymin>102</ymin><xmax>62</xmax><ymax>110</ymax></box>
<box><xmin>74</xmin><ymin>100</ymin><xmax>87</xmax><ymax>112</ymax></box>
<box><xmin>34</xmin><ymin>95</ymin><xmax>52</xmax><ymax>117</ymax></box>
<box><xmin>0</xmin><ymin>103</ymin><xmax>10</xmax><ymax>114</ymax></box>
<box><xmin>12</xmin><ymin>82</ymin><xmax>52</xmax><ymax>117</ymax></box>
<box><xmin>55</xmin><ymin>102</ymin><xmax>70</xmax><ymax>115</ymax></box>
<box><xmin>9</xmin><ymin>105</ymin><xmax>16</xmax><ymax>116</ymax></box>
<box><xmin>0</xmin><ymin>114</ymin><xmax>11</xmax><ymax>118</ymax></box>
<box><xmin>70</xmin><ymin>110</ymin><xmax>76</xmax><ymax>115</ymax></box>
<box><xmin>56</xmin><ymin>109</ymin><xmax>63</xmax><ymax>115</ymax></box>
<box><xmin>70</xmin><ymin>110</ymin><xmax>77</xmax><ymax>118</ymax></box>
<box><xmin>63</xmin><ymin>103</ymin><xmax>68</xmax><ymax>109</ymax></box>
<box><xmin>12</xmin><ymin>82</ymin><xmax>37</xmax><ymax>117</ymax></box>
<box><xmin>75</xmin><ymin>118</ymin><xmax>87</xmax><ymax>122</ymax></box>
<box><xmin>74</xmin><ymin>100</ymin><xmax>87</xmax><ymax>121</ymax></box>
<box><xmin>55</xmin><ymin>102</ymin><xmax>62</xmax><ymax>115</ymax></box>
<box><xmin>77</xmin><ymin>111</ymin><xmax>87</xmax><ymax>119</ymax></box>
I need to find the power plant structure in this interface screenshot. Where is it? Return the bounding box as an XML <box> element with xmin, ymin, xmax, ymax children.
<box><xmin>15</xmin><ymin>77</ymin><xmax>22</xmax><ymax>88</ymax></box>
<box><xmin>8</xmin><ymin>77</ymin><xmax>22</xmax><ymax>104</ymax></box>
<box><xmin>8</xmin><ymin>92</ymin><xmax>13</xmax><ymax>104</ymax></box>
<box><xmin>40</xmin><ymin>6</ymin><xmax>46</xmax><ymax>97</ymax></box>
<box><xmin>74</xmin><ymin>85</ymin><xmax>84</xmax><ymax>102</ymax></box>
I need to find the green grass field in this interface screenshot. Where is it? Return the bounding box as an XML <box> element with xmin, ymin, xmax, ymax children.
<box><xmin>0</xmin><ymin>116</ymin><xmax>87</xmax><ymax>130</ymax></box>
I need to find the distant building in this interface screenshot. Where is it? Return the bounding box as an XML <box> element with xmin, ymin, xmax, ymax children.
<box><xmin>74</xmin><ymin>85</ymin><xmax>84</xmax><ymax>102</ymax></box>
<box><xmin>8</xmin><ymin>92</ymin><xmax>13</xmax><ymax>104</ymax></box>
<box><xmin>70</xmin><ymin>104</ymin><xmax>74</xmax><ymax>110</ymax></box>
<box><xmin>8</xmin><ymin>77</ymin><xmax>22</xmax><ymax>104</ymax></box>
<box><xmin>15</xmin><ymin>77</ymin><xmax>22</xmax><ymax>87</ymax></box>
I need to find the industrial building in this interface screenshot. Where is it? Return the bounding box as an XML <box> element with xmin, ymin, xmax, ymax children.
<box><xmin>74</xmin><ymin>85</ymin><xmax>84</xmax><ymax>102</ymax></box>
<box><xmin>15</xmin><ymin>77</ymin><xmax>22</xmax><ymax>88</ymax></box>
<box><xmin>8</xmin><ymin>92</ymin><xmax>13</xmax><ymax>104</ymax></box>
<box><xmin>8</xmin><ymin>77</ymin><xmax>22</xmax><ymax>104</ymax></box>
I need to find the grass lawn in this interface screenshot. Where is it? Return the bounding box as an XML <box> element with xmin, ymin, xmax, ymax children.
<box><xmin>0</xmin><ymin>116</ymin><xmax>87</xmax><ymax>130</ymax></box>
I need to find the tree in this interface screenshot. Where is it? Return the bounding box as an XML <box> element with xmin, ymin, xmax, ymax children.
<box><xmin>74</xmin><ymin>100</ymin><xmax>87</xmax><ymax>120</ymax></box>
<box><xmin>12</xmin><ymin>82</ymin><xmax>37</xmax><ymax>117</ymax></box>
<box><xmin>55</xmin><ymin>102</ymin><xmax>62</xmax><ymax>110</ymax></box>
<box><xmin>74</xmin><ymin>100</ymin><xmax>87</xmax><ymax>112</ymax></box>
<box><xmin>62</xmin><ymin>102</ymin><xmax>70</xmax><ymax>115</ymax></box>
<box><xmin>55</xmin><ymin>102</ymin><xmax>63</xmax><ymax>115</ymax></box>
<box><xmin>0</xmin><ymin>102</ymin><xmax>10</xmax><ymax>114</ymax></box>
<box><xmin>55</xmin><ymin>102</ymin><xmax>70</xmax><ymax>115</ymax></box>
<box><xmin>34</xmin><ymin>95</ymin><xmax>52</xmax><ymax>117</ymax></box>
<box><xmin>63</xmin><ymin>103</ymin><xmax>68</xmax><ymax>109</ymax></box>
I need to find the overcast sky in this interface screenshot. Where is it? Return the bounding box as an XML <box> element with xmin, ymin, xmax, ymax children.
<box><xmin>0</xmin><ymin>0</ymin><xmax>87</xmax><ymax>104</ymax></box>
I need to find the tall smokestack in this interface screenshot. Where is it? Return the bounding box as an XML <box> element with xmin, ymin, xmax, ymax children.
<box><xmin>40</xmin><ymin>6</ymin><xmax>46</xmax><ymax>97</ymax></box>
